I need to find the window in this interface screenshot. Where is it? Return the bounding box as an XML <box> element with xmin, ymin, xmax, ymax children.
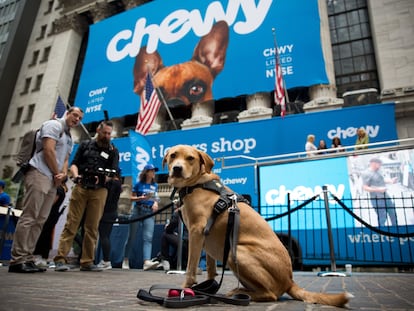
<box><xmin>44</xmin><ymin>1</ymin><xmax>54</xmax><ymax>14</ymax></box>
<box><xmin>7</xmin><ymin>2</ymin><xmax>17</xmax><ymax>16</ymax></box>
<box><xmin>0</xmin><ymin>42</ymin><xmax>5</xmax><ymax>59</ymax></box>
<box><xmin>40</xmin><ymin>46</ymin><xmax>51</xmax><ymax>63</ymax></box>
<box><xmin>17</xmin><ymin>136</ymin><xmax>24</xmax><ymax>153</ymax></box>
<box><xmin>5</xmin><ymin>138</ymin><xmax>15</xmax><ymax>157</ymax></box>
<box><xmin>11</xmin><ymin>107</ymin><xmax>23</xmax><ymax>126</ymax></box>
<box><xmin>23</xmin><ymin>104</ymin><xmax>35</xmax><ymax>123</ymax></box>
<box><xmin>0</xmin><ymin>22</ymin><xmax>10</xmax><ymax>36</ymax></box>
<box><xmin>55</xmin><ymin>0</ymin><xmax>62</xmax><ymax>10</ymax></box>
<box><xmin>29</xmin><ymin>50</ymin><xmax>40</xmax><ymax>66</ymax></box>
<box><xmin>32</xmin><ymin>74</ymin><xmax>43</xmax><ymax>91</ymax></box>
<box><xmin>21</xmin><ymin>77</ymin><xmax>31</xmax><ymax>94</ymax></box>
<box><xmin>36</xmin><ymin>25</ymin><xmax>47</xmax><ymax>40</ymax></box>
<box><xmin>327</xmin><ymin>0</ymin><xmax>379</xmax><ymax>96</ymax></box>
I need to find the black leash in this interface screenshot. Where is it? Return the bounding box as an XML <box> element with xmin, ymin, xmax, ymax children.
<box><xmin>215</xmin><ymin>195</ymin><xmax>240</xmax><ymax>289</ymax></box>
<box><xmin>101</xmin><ymin>202</ymin><xmax>174</xmax><ymax>224</ymax></box>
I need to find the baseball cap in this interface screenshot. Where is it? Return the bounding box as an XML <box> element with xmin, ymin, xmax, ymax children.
<box><xmin>370</xmin><ymin>158</ymin><xmax>382</xmax><ymax>164</ymax></box>
<box><xmin>144</xmin><ymin>164</ymin><xmax>159</xmax><ymax>172</ymax></box>
<box><xmin>0</xmin><ymin>180</ymin><xmax>5</xmax><ymax>188</ymax></box>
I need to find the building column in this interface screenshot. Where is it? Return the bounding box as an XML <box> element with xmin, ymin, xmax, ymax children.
<box><xmin>110</xmin><ymin>118</ymin><xmax>125</xmax><ymax>138</ymax></box>
<box><xmin>146</xmin><ymin>106</ymin><xmax>166</xmax><ymax>134</ymax></box>
<box><xmin>52</xmin><ymin>13</ymin><xmax>89</xmax><ymax>143</ymax></box>
<box><xmin>52</xmin><ymin>12</ymin><xmax>88</xmax><ymax>36</ymax></box>
<box><xmin>238</xmin><ymin>92</ymin><xmax>273</xmax><ymax>122</ymax></box>
<box><xmin>90</xmin><ymin>2</ymin><xmax>117</xmax><ymax>22</ymax></box>
<box><xmin>180</xmin><ymin>100</ymin><xmax>214</xmax><ymax>130</ymax></box>
<box><xmin>122</xmin><ymin>0</ymin><xmax>148</xmax><ymax>10</ymax></box>
<box><xmin>303</xmin><ymin>0</ymin><xmax>343</xmax><ymax>113</ymax></box>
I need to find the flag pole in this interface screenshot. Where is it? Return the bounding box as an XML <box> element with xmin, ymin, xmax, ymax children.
<box><xmin>271</xmin><ymin>28</ymin><xmax>290</xmax><ymax>105</ymax></box>
<box><xmin>147</xmin><ymin>66</ymin><xmax>178</xmax><ymax>130</ymax></box>
<box><xmin>56</xmin><ymin>91</ymin><xmax>91</xmax><ymax>139</ymax></box>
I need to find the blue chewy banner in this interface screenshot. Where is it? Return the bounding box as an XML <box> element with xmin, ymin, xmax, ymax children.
<box><xmin>143</xmin><ymin>103</ymin><xmax>397</xmax><ymax>169</ymax></box>
<box><xmin>111</xmin><ymin>103</ymin><xmax>397</xmax><ymax>176</ymax></box>
<box><xmin>75</xmin><ymin>0</ymin><xmax>327</xmax><ymax>123</ymax></box>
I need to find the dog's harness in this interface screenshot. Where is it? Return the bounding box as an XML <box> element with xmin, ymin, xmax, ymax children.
<box><xmin>170</xmin><ymin>180</ymin><xmax>249</xmax><ymax>273</ymax></box>
<box><xmin>170</xmin><ymin>179</ymin><xmax>249</xmax><ymax>235</ymax></box>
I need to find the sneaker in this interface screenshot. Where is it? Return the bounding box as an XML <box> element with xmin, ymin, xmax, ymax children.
<box><xmin>26</xmin><ymin>261</ymin><xmax>47</xmax><ymax>272</ymax></box>
<box><xmin>80</xmin><ymin>264</ymin><xmax>103</xmax><ymax>272</ymax></box>
<box><xmin>122</xmin><ymin>259</ymin><xmax>130</xmax><ymax>270</ymax></box>
<box><xmin>143</xmin><ymin>259</ymin><xmax>159</xmax><ymax>271</ymax></box>
<box><xmin>156</xmin><ymin>260</ymin><xmax>170</xmax><ymax>271</ymax></box>
<box><xmin>55</xmin><ymin>262</ymin><xmax>71</xmax><ymax>272</ymax></box>
<box><xmin>34</xmin><ymin>256</ymin><xmax>48</xmax><ymax>269</ymax></box>
<box><xmin>97</xmin><ymin>260</ymin><xmax>112</xmax><ymax>270</ymax></box>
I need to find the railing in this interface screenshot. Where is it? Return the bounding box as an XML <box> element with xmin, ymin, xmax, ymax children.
<box><xmin>146</xmin><ymin>138</ymin><xmax>414</xmax><ymax>269</ymax></box>
<box><xmin>261</xmin><ymin>188</ymin><xmax>414</xmax><ymax>269</ymax></box>
<box><xmin>213</xmin><ymin>138</ymin><xmax>414</xmax><ymax>269</ymax></box>
<box><xmin>216</xmin><ymin>138</ymin><xmax>414</xmax><ymax>169</ymax></box>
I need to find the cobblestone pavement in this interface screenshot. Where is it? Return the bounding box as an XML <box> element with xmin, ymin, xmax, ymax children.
<box><xmin>1</xmin><ymin>265</ymin><xmax>414</xmax><ymax>311</ymax></box>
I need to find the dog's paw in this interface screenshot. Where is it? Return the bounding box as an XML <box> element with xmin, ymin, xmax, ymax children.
<box><xmin>227</xmin><ymin>287</ymin><xmax>251</xmax><ymax>297</ymax></box>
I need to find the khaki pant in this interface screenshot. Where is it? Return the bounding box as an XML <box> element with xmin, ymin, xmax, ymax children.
<box><xmin>54</xmin><ymin>185</ymin><xmax>108</xmax><ymax>266</ymax></box>
<box><xmin>11</xmin><ymin>168</ymin><xmax>56</xmax><ymax>264</ymax></box>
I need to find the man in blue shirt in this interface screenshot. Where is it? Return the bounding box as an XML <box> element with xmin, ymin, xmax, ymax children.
<box><xmin>362</xmin><ymin>157</ymin><xmax>398</xmax><ymax>227</ymax></box>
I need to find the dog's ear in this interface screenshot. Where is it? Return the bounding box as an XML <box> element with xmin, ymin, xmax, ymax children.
<box><xmin>133</xmin><ymin>46</ymin><xmax>164</xmax><ymax>95</ymax></box>
<box><xmin>192</xmin><ymin>21</ymin><xmax>229</xmax><ymax>78</ymax></box>
<box><xmin>198</xmin><ymin>149</ymin><xmax>214</xmax><ymax>173</ymax></box>
<box><xmin>162</xmin><ymin>149</ymin><xmax>170</xmax><ymax>169</ymax></box>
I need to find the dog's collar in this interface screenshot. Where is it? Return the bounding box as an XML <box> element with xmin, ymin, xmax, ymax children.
<box><xmin>169</xmin><ymin>180</ymin><xmax>224</xmax><ymax>203</ymax></box>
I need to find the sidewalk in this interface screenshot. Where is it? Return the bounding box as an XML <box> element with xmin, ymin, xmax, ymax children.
<box><xmin>1</xmin><ymin>264</ymin><xmax>414</xmax><ymax>311</ymax></box>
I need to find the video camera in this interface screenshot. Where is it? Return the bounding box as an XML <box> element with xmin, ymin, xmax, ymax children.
<box><xmin>98</xmin><ymin>168</ymin><xmax>117</xmax><ymax>178</ymax></box>
<box><xmin>73</xmin><ymin>168</ymin><xmax>117</xmax><ymax>187</ymax></box>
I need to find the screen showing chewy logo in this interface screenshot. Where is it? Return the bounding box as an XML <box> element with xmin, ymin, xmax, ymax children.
<box><xmin>259</xmin><ymin>157</ymin><xmax>353</xmax><ymax>229</ymax></box>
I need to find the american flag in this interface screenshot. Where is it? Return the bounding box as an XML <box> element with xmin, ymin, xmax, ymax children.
<box><xmin>274</xmin><ymin>50</ymin><xmax>286</xmax><ymax>117</ymax></box>
<box><xmin>135</xmin><ymin>73</ymin><xmax>162</xmax><ymax>135</ymax></box>
<box><xmin>53</xmin><ymin>95</ymin><xmax>67</xmax><ymax>119</ymax></box>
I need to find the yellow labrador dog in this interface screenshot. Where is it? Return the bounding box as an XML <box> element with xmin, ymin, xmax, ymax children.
<box><xmin>162</xmin><ymin>144</ymin><xmax>350</xmax><ymax>307</ymax></box>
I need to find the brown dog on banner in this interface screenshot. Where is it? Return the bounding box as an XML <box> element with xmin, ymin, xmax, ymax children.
<box><xmin>133</xmin><ymin>21</ymin><xmax>229</xmax><ymax>110</ymax></box>
<box><xmin>162</xmin><ymin>144</ymin><xmax>351</xmax><ymax>307</ymax></box>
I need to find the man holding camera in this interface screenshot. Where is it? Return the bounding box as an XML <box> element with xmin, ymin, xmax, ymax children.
<box><xmin>54</xmin><ymin>120</ymin><xmax>119</xmax><ymax>272</ymax></box>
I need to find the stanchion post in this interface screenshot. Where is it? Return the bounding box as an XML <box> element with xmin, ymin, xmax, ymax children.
<box><xmin>176</xmin><ymin>216</ymin><xmax>183</xmax><ymax>271</ymax></box>
<box><xmin>287</xmin><ymin>192</ymin><xmax>292</xmax><ymax>259</ymax></box>
<box><xmin>322</xmin><ymin>185</ymin><xmax>336</xmax><ymax>272</ymax></box>
<box><xmin>167</xmin><ymin>206</ymin><xmax>186</xmax><ymax>274</ymax></box>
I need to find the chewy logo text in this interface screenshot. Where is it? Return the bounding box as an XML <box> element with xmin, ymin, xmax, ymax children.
<box><xmin>106</xmin><ymin>0</ymin><xmax>273</xmax><ymax>62</ymax></box>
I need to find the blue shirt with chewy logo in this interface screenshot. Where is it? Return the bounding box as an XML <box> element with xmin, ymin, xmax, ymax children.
<box><xmin>132</xmin><ymin>181</ymin><xmax>159</xmax><ymax>208</ymax></box>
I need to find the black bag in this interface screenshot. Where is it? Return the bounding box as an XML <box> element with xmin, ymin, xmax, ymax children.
<box><xmin>12</xmin><ymin>129</ymin><xmax>39</xmax><ymax>183</ymax></box>
<box><xmin>15</xmin><ymin>129</ymin><xmax>39</xmax><ymax>168</ymax></box>
<box><xmin>12</xmin><ymin>120</ymin><xmax>65</xmax><ymax>183</ymax></box>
